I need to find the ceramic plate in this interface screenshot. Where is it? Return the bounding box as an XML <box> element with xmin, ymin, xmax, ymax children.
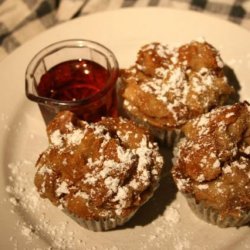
<box><xmin>0</xmin><ymin>7</ymin><xmax>249</xmax><ymax>250</ymax></box>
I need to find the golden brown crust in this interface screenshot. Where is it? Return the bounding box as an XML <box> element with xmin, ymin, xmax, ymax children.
<box><xmin>178</xmin><ymin>40</ymin><xmax>222</xmax><ymax>72</ymax></box>
<box><xmin>135</xmin><ymin>42</ymin><xmax>173</xmax><ymax>76</ymax></box>
<box><xmin>34</xmin><ymin>111</ymin><xmax>163</xmax><ymax>220</ymax></box>
<box><xmin>172</xmin><ymin>102</ymin><xmax>250</xmax><ymax>218</ymax></box>
<box><xmin>120</xmin><ymin>40</ymin><xmax>234</xmax><ymax>130</ymax></box>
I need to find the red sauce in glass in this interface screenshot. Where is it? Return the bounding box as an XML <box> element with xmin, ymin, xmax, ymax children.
<box><xmin>37</xmin><ymin>59</ymin><xmax>117</xmax><ymax>122</ymax></box>
<box><xmin>37</xmin><ymin>59</ymin><xmax>109</xmax><ymax>101</ymax></box>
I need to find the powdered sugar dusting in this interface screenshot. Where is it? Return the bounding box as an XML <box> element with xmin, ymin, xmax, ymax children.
<box><xmin>66</xmin><ymin>129</ymin><xmax>84</xmax><ymax>146</ymax></box>
<box><xmin>50</xmin><ymin>130</ymin><xmax>63</xmax><ymax>147</ymax></box>
<box><xmin>5</xmin><ymin>153</ymin><xmax>248</xmax><ymax>250</ymax></box>
<box><xmin>172</xmin><ymin>102</ymin><xmax>250</xmax><ymax>218</ymax></box>
<box><xmin>122</xmin><ymin>40</ymin><xmax>232</xmax><ymax>128</ymax></box>
<box><xmin>6</xmin><ymin>159</ymin><xmax>194</xmax><ymax>250</ymax></box>
<box><xmin>139</xmin><ymin>200</ymin><xmax>195</xmax><ymax>250</ymax></box>
<box><xmin>35</xmin><ymin>115</ymin><xmax>164</xmax><ymax>220</ymax></box>
<box><xmin>6</xmin><ymin>160</ymin><xmax>88</xmax><ymax>249</ymax></box>
<box><xmin>50</xmin><ymin>127</ymin><xmax>85</xmax><ymax>149</ymax></box>
<box><xmin>56</xmin><ymin>181</ymin><xmax>70</xmax><ymax>197</ymax></box>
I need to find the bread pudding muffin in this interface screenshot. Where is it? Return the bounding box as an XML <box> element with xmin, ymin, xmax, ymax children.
<box><xmin>119</xmin><ymin>39</ymin><xmax>234</xmax><ymax>145</ymax></box>
<box><xmin>172</xmin><ymin>102</ymin><xmax>250</xmax><ymax>227</ymax></box>
<box><xmin>34</xmin><ymin>111</ymin><xmax>163</xmax><ymax>231</ymax></box>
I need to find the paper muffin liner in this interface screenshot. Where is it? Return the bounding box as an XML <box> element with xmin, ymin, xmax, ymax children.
<box><xmin>118</xmin><ymin>100</ymin><xmax>181</xmax><ymax>146</ymax></box>
<box><xmin>184</xmin><ymin>193</ymin><xmax>250</xmax><ymax>228</ymax></box>
<box><xmin>62</xmin><ymin>183</ymin><xmax>160</xmax><ymax>232</ymax></box>
<box><xmin>63</xmin><ymin>208</ymin><xmax>138</xmax><ymax>232</ymax></box>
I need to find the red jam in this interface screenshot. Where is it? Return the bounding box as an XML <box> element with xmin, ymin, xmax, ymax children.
<box><xmin>37</xmin><ymin>59</ymin><xmax>117</xmax><ymax>122</ymax></box>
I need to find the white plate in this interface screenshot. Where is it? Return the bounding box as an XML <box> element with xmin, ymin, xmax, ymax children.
<box><xmin>0</xmin><ymin>7</ymin><xmax>249</xmax><ymax>250</ymax></box>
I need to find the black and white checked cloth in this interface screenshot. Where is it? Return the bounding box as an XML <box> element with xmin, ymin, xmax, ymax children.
<box><xmin>0</xmin><ymin>0</ymin><xmax>250</xmax><ymax>61</ymax></box>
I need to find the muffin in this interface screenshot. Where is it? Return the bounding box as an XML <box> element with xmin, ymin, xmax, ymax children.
<box><xmin>119</xmin><ymin>39</ymin><xmax>234</xmax><ymax>145</ymax></box>
<box><xmin>172</xmin><ymin>102</ymin><xmax>250</xmax><ymax>227</ymax></box>
<box><xmin>34</xmin><ymin>111</ymin><xmax>163</xmax><ymax>231</ymax></box>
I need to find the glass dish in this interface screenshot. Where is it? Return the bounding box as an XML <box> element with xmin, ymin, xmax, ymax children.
<box><xmin>25</xmin><ymin>39</ymin><xmax>119</xmax><ymax>124</ymax></box>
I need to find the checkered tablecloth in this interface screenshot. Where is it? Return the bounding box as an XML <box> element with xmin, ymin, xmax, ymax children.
<box><xmin>0</xmin><ymin>0</ymin><xmax>250</xmax><ymax>61</ymax></box>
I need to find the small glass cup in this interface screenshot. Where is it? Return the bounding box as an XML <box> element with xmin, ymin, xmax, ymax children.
<box><xmin>25</xmin><ymin>39</ymin><xmax>119</xmax><ymax>125</ymax></box>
